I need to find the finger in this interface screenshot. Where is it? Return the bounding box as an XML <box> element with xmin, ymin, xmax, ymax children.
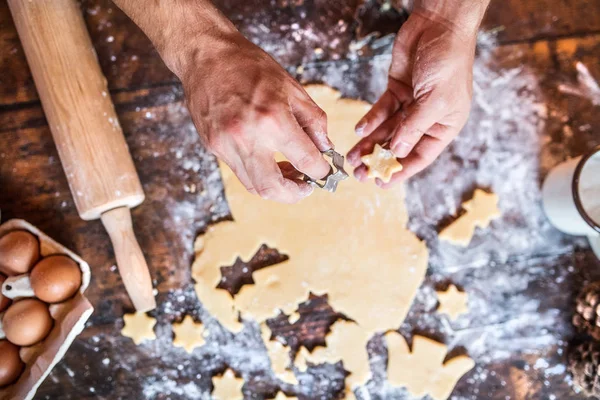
<box><xmin>278</xmin><ymin>161</ymin><xmax>304</xmax><ymax>180</ymax></box>
<box><xmin>378</xmin><ymin>134</ymin><xmax>452</xmax><ymax>188</ymax></box>
<box><xmin>243</xmin><ymin>152</ymin><xmax>313</xmax><ymax>203</ymax></box>
<box><xmin>354</xmin><ymin>89</ymin><xmax>400</xmax><ymax>138</ymax></box>
<box><xmin>292</xmin><ymin>98</ymin><xmax>333</xmax><ymax>151</ymax></box>
<box><xmin>347</xmin><ymin>111</ymin><xmax>404</xmax><ymax>167</ymax></box>
<box><xmin>220</xmin><ymin>153</ymin><xmax>256</xmax><ymax>194</ymax></box>
<box><xmin>352</xmin><ymin>164</ymin><xmax>369</xmax><ymax>182</ymax></box>
<box><xmin>389</xmin><ymin>100</ymin><xmax>439</xmax><ymax>158</ymax></box>
<box><xmin>277</xmin><ymin>120</ymin><xmax>331</xmax><ymax>180</ymax></box>
<box><xmin>355</xmin><ymin>80</ymin><xmax>413</xmax><ymax>138</ymax></box>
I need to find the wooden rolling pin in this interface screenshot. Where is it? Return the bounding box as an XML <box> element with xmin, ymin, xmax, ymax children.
<box><xmin>8</xmin><ymin>0</ymin><xmax>156</xmax><ymax>311</ymax></box>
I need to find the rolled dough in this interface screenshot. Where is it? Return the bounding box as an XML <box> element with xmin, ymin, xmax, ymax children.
<box><xmin>193</xmin><ymin>85</ymin><xmax>428</xmax><ymax>334</ymax></box>
<box><xmin>192</xmin><ymin>85</ymin><xmax>429</xmax><ymax>394</ymax></box>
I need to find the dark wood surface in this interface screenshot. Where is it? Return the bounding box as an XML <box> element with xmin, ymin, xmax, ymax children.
<box><xmin>2</xmin><ymin>0</ymin><xmax>600</xmax><ymax>399</ymax></box>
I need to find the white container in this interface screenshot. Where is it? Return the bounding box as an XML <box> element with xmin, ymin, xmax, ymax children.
<box><xmin>542</xmin><ymin>146</ymin><xmax>600</xmax><ymax>257</ymax></box>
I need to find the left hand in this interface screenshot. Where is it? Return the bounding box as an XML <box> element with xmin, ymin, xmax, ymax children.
<box><xmin>347</xmin><ymin>8</ymin><xmax>479</xmax><ymax>187</ymax></box>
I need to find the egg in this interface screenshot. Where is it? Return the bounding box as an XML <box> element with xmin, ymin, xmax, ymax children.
<box><xmin>0</xmin><ymin>274</ymin><xmax>10</xmax><ymax>312</ymax></box>
<box><xmin>3</xmin><ymin>299</ymin><xmax>53</xmax><ymax>346</ymax></box>
<box><xmin>0</xmin><ymin>340</ymin><xmax>23</xmax><ymax>387</ymax></box>
<box><xmin>0</xmin><ymin>230</ymin><xmax>40</xmax><ymax>276</ymax></box>
<box><xmin>30</xmin><ymin>255</ymin><xmax>81</xmax><ymax>303</ymax></box>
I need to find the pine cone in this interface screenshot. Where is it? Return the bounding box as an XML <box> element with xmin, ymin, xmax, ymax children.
<box><xmin>574</xmin><ymin>282</ymin><xmax>600</xmax><ymax>340</ymax></box>
<box><xmin>569</xmin><ymin>340</ymin><xmax>600</xmax><ymax>397</ymax></box>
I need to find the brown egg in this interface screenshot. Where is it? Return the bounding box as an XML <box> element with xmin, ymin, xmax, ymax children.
<box><xmin>3</xmin><ymin>299</ymin><xmax>53</xmax><ymax>346</ymax></box>
<box><xmin>0</xmin><ymin>230</ymin><xmax>40</xmax><ymax>276</ymax></box>
<box><xmin>0</xmin><ymin>274</ymin><xmax>11</xmax><ymax>313</ymax></box>
<box><xmin>0</xmin><ymin>340</ymin><xmax>23</xmax><ymax>387</ymax></box>
<box><xmin>30</xmin><ymin>255</ymin><xmax>82</xmax><ymax>303</ymax></box>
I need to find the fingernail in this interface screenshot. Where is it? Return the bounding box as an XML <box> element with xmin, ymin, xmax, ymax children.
<box><xmin>392</xmin><ymin>142</ymin><xmax>410</xmax><ymax>158</ymax></box>
<box><xmin>355</xmin><ymin>121</ymin><xmax>367</xmax><ymax>137</ymax></box>
<box><xmin>325</xmin><ymin>136</ymin><xmax>334</xmax><ymax>150</ymax></box>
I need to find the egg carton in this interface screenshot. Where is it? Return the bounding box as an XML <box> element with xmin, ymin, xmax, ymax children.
<box><xmin>0</xmin><ymin>219</ymin><xmax>93</xmax><ymax>400</ymax></box>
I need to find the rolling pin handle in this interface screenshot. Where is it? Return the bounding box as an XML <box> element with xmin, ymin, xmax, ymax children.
<box><xmin>101</xmin><ymin>207</ymin><xmax>156</xmax><ymax>312</ymax></box>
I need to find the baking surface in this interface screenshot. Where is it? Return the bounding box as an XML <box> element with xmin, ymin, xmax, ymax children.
<box><xmin>1</xmin><ymin>0</ymin><xmax>600</xmax><ymax>399</ymax></box>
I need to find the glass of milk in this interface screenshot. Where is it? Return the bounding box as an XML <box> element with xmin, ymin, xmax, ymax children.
<box><xmin>542</xmin><ymin>146</ymin><xmax>600</xmax><ymax>258</ymax></box>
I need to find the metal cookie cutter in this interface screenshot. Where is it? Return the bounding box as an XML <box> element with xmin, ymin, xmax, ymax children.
<box><xmin>303</xmin><ymin>149</ymin><xmax>349</xmax><ymax>192</ymax></box>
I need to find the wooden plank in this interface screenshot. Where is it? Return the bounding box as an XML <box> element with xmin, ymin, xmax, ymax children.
<box><xmin>3</xmin><ymin>0</ymin><xmax>600</xmax><ymax>107</ymax></box>
<box><xmin>482</xmin><ymin>0</ymin><xmax>600</xmax><ymax>44</ymax></box>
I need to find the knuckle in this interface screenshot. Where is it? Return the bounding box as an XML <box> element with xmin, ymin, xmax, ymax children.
<box><xmin>256</xmin><ymin>177</ymin><xmax>286</xmax><ymax>200</ymax></box>
<box><xmin>256</xmin><ymin>185</ymin><xmax>279</xmax><ymax>200</ymax></box>
<box><xmin>205</xmin><ymin>135</ymin><xmax>224</xmax><ymax>155</ymax></box>
<box><xmin>295</xmin><ymin>152</ymin><xmax>319</xmax><ymax>171</ymax></box>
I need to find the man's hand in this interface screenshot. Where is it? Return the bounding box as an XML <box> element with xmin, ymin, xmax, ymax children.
<box><xmin>347</xmin><ymin>1</ymin><xmax>489</xmax><ymax>188</ymax></box>
<box><xmin>113</xmin><ymin>0</ymin><xmax>332</xmax><ymax>203</ymax></box>
<box><xmin>182</xmin><ymin>33</ymin><xmax>332</xmax><ymax>203</ymax></box>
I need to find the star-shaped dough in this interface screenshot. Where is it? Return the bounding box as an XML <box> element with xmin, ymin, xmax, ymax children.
<box><xmin>121</xmin><ymin>311</ymin><xmax>156</xmax><ymax>345</ymax></box>
<box><xmin>361</xmin><ymin>144</ymin><xmax>403</xmax><ymax>183</ymax></box>
<box><xmin>212</xmin><ymin>369</ymin><xmax>244</xmax><ymax>400</ymax></box>
<box><xmin>172</xmin><ymin>315</ymin><xmax>206</xmax><ymax>353</ymax></box>
<box><xmin>439</xmin><ymin>189</ymin><xmax>500</xmax><ymax>246</ymax></box>
<box><xmin>386</xmin><ymin>332</ymin><xmax>475</xmax><ymax>400</ymax></box>
<box><xmin>436</xmin><ymin>285</ymin><xmax>468</xmax><ymax>320</ymax></box>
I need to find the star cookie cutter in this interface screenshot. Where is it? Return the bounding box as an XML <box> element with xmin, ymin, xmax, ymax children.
<box><xmin>303</xmin><ymin>149</ymin><xmax>349</xmax><ymax>193</ymax></box>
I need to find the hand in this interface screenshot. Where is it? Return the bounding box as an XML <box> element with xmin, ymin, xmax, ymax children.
<box><xmin>112</xmin><ymin>0</ymin><xmax>332</xmax><ymax>203</ymax></box>
<box><xmin>347</xmin><ymin>7</ymin><xmax>481</xmax><ymax>188</ymax></box>
<box><xmin>181</xmin><ymin>33</ymin><xmax>332</xmax><ymax>203</ymax></box>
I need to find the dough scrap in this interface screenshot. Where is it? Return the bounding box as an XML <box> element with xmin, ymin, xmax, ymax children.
<box><xmin>212</xmin><ymin>369</ymin><xmax>244</xmax><ymax>400</ymax></box>
<box><xmin>295</xmin><ymin>320</ymin><xmax>370</xmax><ymax>388</ymax></box>
<box><xmin>439</xmin><ymin>189</ymin><xmax>500</xmax><ymax>246</ymax></box>
<box><xmin>360</xmin><ymin>143</ymin><xmax>403</xmax><ymax>183</ymax></box>
<box><xmin>262</xmin><ymin>325</ymin><xmax>298</xmax><ymax>384</ymax></box>
<box><xmin>386</xmin><ymin>332</ymin><xmax>475</xmax><ymax>400</ymax></box>
<box><xmin>436</xmin><ymin>284</ymin><xmax>468</xmax><ymax>320</ymax></box>
<box><xmin>172</xmin><ymin>315</ymin><xmax>206</xmax><ymax>353</ymax></box>
<box><xmin>121</xmin><ymin>311</ymin><xmax>156</xmax><ymax>345</ymax></box>
<box><xmin>193</xmin><ymin>84</ymin><xmax>428</xmax><ymax>334</ymax></box>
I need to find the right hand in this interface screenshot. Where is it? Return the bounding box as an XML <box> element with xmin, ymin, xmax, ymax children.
<box><xmin>181</xmin><ymin>32</ymin><xmax>332</xmax><ymax>203</ymax></box>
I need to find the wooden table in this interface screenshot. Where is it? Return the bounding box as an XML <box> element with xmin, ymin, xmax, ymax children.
<box><xmin>1</xmin><ymin>0</ymin><xmax>600</xmax><ymax>399</ymax></box>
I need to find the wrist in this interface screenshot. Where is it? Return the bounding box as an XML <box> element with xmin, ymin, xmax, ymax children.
<box><xmin>414</xmin><ymin>0</ymin><xmax>490</xmax><ymax>40</ymax></box>
<box><xmin>155</xmin><ymin>4</ymin><xmax>239</xmax><ymax>79</ymax></box>
<box><xmin>113</xmin><ymin>0</ymin><xmax>239</xmax><ymax>79</ymax></box>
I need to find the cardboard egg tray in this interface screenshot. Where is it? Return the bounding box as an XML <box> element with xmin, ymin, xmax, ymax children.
<box><xmin>0</xmin><ymin>219</ymin><xmax>93</xmax><ymax>400</ymax></box>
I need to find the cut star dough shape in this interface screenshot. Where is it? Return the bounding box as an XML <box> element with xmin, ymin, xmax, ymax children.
<box><xmin>212</xmin><ymin>369</ymin><xmax>244</xmax><ymax>400</ymax></box>
<box><xmin>439</xmin><ymin>189</ymin><xmax>500</xmax><ymax>246</ymax></box>
<box><xmin>360</xmin><ymin>143</ymin><xmax>403</xmax><ymax>183</ymax></box>
<box><xmin>295</xmin><ymin>320</ymin><xmax>370</xmax><ymax>388</ymax></box>
<box><xmin>386</xmin><ymin>332</ymin><xmax>475</xmax><ymax>400</ymax></box>
<box><xmin>121</xmin><ymin>311</ymin><xmax>156</xmax><ymax>345</ymax></box>
<box><xmin>262</xmin><ymin>326</ymin><xmax>298</xmax><ymax>384</ymax></box>
<box><xmin>172</xmin><ymin>315</ymin><xmax>206</xmax><ymax>353</ymax></box>
<box><xmin>436</xmin><ymin>285</ymin><xmax>468</xmax><ymax>320</ymax></box>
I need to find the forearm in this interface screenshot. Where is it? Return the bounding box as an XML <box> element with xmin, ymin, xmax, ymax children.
<box><xmin>112</xmin><ymin>0</ymin><xmax>238</xmax><ymax>78</ymax></box>
<box><xmin>415</xmin><ymin>0</ymin><xmax>490</xmax><ymax>38</ymax></box>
